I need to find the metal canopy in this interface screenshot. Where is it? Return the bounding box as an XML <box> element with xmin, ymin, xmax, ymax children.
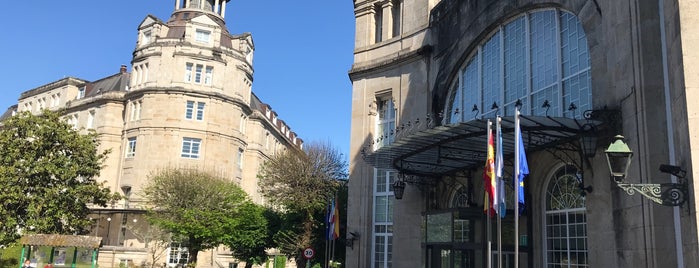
<box><xmin>363</xmin><ymin>115</ymin><xmax>600</xmax><ymax>176</ymax></box>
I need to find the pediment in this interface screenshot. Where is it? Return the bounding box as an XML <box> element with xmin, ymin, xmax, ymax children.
<box><xmin>191</xmin><ymin>14</ymin><xmax>219</xmax><ymax>27</ymax></box>
<box><xmin>138</xmin><ymin>15</ymin><xmax>163</xmax><ymax>29</ymax></box>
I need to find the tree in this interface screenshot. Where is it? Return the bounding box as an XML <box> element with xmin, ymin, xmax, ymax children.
<box><xmin>0</xmin><ymin>110</ymin><xmax>120</xmax><ymax>246</ymax></box>
<box><xmin>142</xmin><ymin>168</ymin><xmax>253</xmax><ymax>266</ymax></box>
<box><xmin>225</xmin><ymin>202</ymin><xmax>270</xmax><ymax>268</ymax></box>
<box><xmin>257</xmin><ymin>141</ymin><xmax>347</xmax><ymax>267</ymax></box>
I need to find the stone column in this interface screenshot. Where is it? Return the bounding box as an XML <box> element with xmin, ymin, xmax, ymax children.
<box><xmin>214</xmin><ymin>0</ymin><xmax>220</xmax><ymax>14</ymax></box>
<box><xmin>221</xmin><ymin>1</ymin><xmax>227</xmax><ymax>18</ymax></box>
<box><xmin>175</xmin><ymin>0</ymin><xmax>181</xmax><ymax>10</ymax></box>
<box><xmin>383</xmin><ymin>2</ymin><xmax>393</xmax><ymax>41</ymax></box>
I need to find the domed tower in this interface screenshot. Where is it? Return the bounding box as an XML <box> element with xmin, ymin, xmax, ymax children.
<box><xmin>119</xmin><ymin>0</ymin><xmax>257</xmax><ymax>206</ymax></box>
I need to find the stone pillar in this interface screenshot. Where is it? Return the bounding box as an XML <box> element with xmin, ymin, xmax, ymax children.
<box><xmin>214</xmin><ymin>0</ymin><xmax>220</xmax><ymax>14</ymax></box>
<box><xmin>221</xmin><ymin>1</ymin><xmax>226</xmax><ymax>18</ymax></box>
<box><xmin>184</xmin><ymin>0</ymin><xmax>190</xmax><ymax>8</ymax></box>
<box><xmin>383</xmin><ymin>2</ymin><xmax>393</xmax><ymax>41</ymax></box>
<box><xmin>175</xmin><ymin>0</ymin><xmax>181</xmax><ymax>10</ymax></box>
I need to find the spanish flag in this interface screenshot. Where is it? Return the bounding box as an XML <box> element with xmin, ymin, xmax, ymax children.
<box><xmin>483</xmin><ymin>120</ymin><xmax>496</xmax><ymax>217</ymax></box>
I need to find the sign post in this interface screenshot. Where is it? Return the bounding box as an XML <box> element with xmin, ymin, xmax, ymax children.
<box><xmin>303</xmin><ymin>247</ymin><xmax>315</xmax><ymax>268</ymax></box>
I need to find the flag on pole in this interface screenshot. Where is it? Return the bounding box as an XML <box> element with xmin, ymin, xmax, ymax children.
<box><xmin>483</xmin><ymin>120</ymin><xmax>496</xmax><ymax>217</ymax></box>
<box><xmin>494</xmin><ymin>117</ymin><xmax>506</xmax><ymax>218</ymax></box>
<box><xmin>516</xmin><ymin>114</ymin><xmax>529</xmax><ymax>212</ymax></box>
<box><xmin>332</xmin><ymin>198</ymin><xmax>340</xmax><ymax>240</ymax></box>
<box><xmin>326</xmin><ymin>199</ymin><xmax>339</xmax><ymax>240</ymax></box>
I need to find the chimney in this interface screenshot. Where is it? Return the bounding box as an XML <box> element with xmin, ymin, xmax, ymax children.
<box><xmin>120</xmin><ymin>65</ymin><xmax>128</xmax><ymax>74</ymax></box>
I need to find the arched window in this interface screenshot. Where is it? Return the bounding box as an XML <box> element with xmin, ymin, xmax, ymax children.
<box><xmin>445</xmin><ymin>9</ymin><xmax>591</xmax><ymax>123</ymax></box>
<box><xmin>544</xmin><ymin>165</ymin><xmax>588</xmax><ymax>267</ymax></box>
<box><xmin>450</xmin><ymin>185</ymin><xmax>470</xmax><ymax>208</ymax></box>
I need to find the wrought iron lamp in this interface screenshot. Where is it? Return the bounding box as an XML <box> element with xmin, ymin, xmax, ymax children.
<box><xmin>605</xmin><ymin>135</ymin><xmax>688</xmax><ymax>206</ymax></box>
<box><xmin>393</xmin><ymin>180</ymin><xmax>406</xmax><ymax>200</ymax></box>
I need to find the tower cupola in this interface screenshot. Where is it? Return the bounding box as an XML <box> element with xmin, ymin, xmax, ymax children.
<box><xmin>174</xmin><ymin>0</ymin><xmax>231</xmax><ymax>19</ymax></box>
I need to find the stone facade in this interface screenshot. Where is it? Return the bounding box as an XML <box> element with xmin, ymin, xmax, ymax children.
<box><xmin>6</xmin><ymin>1</ymin><xmax>301</xmax><ymax>267</ymax></box>
<box><xmin>348</xmin><ymin>0</ymin><xmax>699</xmax><ymax>267</ymax></box>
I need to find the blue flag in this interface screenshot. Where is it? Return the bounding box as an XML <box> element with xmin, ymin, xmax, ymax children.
<box><xmin>516</xmin><ymin>124</ymin><xmax>529</xmax><ymax>212</ymax></box>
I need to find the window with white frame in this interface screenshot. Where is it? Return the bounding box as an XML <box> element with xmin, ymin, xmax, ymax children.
<box><xmin>205</xmin><ymin>66</ymin><xmax>213</xmax><ymax>85</ymax></box>
<box><xmin>126</xmin><ymin>137</ymin><xmax>137</xmax><ymax>158</ymax></box>
<box><xmin>195</xmin><ymin>29</ymin><xmax>211</xmax><ymax>43</ymax></box>
<box><xmin>185</xmin><ymin>101</ymin><xmax>205</xmax><ymax>120</ymax></box>
<box><xmin>143</xmin><ymin>30</ymin><xmax>152</xmax><ymax>45</ymax></box>
<box><xmin>194</xmin><ymin>64</ymin><xmax>203</xmax><ymax>83</ymax></box>
<box><xmin>181</xmin><ymin>138</ymin><xmax>201</xmax><ymax>159</ymax></box>
<box><xmin>373</xmin><ymin>168</ymin><xmax>394</xmax><ymax>268</ymax></box>
<box><xmin>445</xmin><ymin>9</ymin><xmax>591</xmax><ymax>122</ymax></box>
<box><xmin>77</xmin><ymin>86</ymin><xmax>86</xmax><ymax>99</ymax></box>
<box><xmin>167</xmin><ymin>242</ymin><xmax>189</xmax><ymax>266</ymax></box>
<box><xmin>87</xmin><ymin>110</ymin><xmax>95</xmax><ymax>129</ymax></box>
<box><xmin>185</xmin><ymin>63</ymin><xmax>193</xmax><ymax>82</ymax></box>
<box><xmin>129</xmin><ymin>100</ymin><xmax>141</xmax><ymax>121</ymax></box>
<box><xmin>376</xmin><ymin>96</ymin><xmax>396</xmax><ymax>148</ymax></box>
<box><xmin>544</xmin><ymin>165</ymin><xmax>588</xmax><ymax>267</ymax></box>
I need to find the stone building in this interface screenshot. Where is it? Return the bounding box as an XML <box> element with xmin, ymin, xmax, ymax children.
<box><xmin>348</xmin><ymin>0</ymin><xmax>699</xmax><ymax>267</ymax></box>
<box><xmin>4</xmin><ymin>1</ymin><xmax>301</xmax><ymax>267</ymax></box>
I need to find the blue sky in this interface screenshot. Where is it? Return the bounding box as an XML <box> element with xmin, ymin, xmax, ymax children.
<box><xmin>0</xmin><ymin>1</ymin><xmax>355</xmax><ymax>157</ymax></box>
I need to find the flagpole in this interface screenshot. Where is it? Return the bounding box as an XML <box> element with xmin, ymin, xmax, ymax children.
<box><xmin>496</xmin><ymin>117</ymin><xmax>503</xmax><ymax>268</ymax></box>
<box><xmin>486</xmin><ymin>119</ymin><xmax>492</xmax><ymax>268</ymax></box>
<box><xmin>325</xmin><ymin>202</ymin><xmax>330</xmax><ymax>268</ymax></box>
<box><xmin>514</xmin><ymin>109</ymin><xmax>520</xmax><ymax>268</ymax></box>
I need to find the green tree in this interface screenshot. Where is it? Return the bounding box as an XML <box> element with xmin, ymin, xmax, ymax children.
<box><xmin>0</xmin><ymin>110</ymin><xmax>119</xmax><ymax>246</ymax></box>
<box><xmin>257</xmin><ymin>141</ymin><xmax>347</xmax><ymax>267</ymax></box>
<box><xmin>225</xmin><ymin>202</ymin><xmax>270</xmax><ymax>268</ymax></box>
<box><xmin>142</xmin><ymin>168</ymin><xmax>254</xmax><ymax>266</ymax></box>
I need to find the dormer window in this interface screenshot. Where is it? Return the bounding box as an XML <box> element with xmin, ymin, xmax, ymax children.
<box><xmin>143</xmin><ymin>30</ymin><xmax>152</xmax><ymax>45</ymax></box>
<box><xmin>195</xmin><ymin>29</ymin><xmax>211</xmax><ymax>43</ymax></box>
<box><xmin>77</xmin><ymin>87</ymin><xmax>86</xmax><ymax>99</ymax></box>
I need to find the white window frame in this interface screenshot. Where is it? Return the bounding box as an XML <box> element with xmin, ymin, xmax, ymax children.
<box><xmin>181</xmin><ymin>138</ymin><xmax>201</xmax><ymax>159</ymax></box>
<box><xmin>204</xmin><ymin>66</ymin><xmax>213</xmax><ymax>85</ymax></box>
<box><xmin>542</xmin><ymin>165</ymin><xmax>588</xmax><ymax>268</ymax></box>
<box><xmin>372</xmin><ymin>168</ymin><xmax>394</xmax><ymax>268</ymax></box>
<box><xmin>375</xmin><ymin>96</ymin><xmax>396</xmax><ymax>149</ymax></box>
<box><xmin>195</xmin><ymin>29</ymin><xmax>211</xmax><ymax>43</ymax></box>
<box><xmin>185</xmin><ymin>101</ymin><xmax>194</xmax><ymax>120</ymax></box>
<box><xmin>196</xmin><ymin>102</ymin><xmax>205</xmax><ymax>120</ymax></box>
<box><xmin>185</xmin><ymin>63</ymin><xmax>193</xmax><ymax>82</ymax></box>
<box><xmin>77</xmin><ymin>87</ymin><xmax>86</xmax><ymax>99</ymax></box>
<box><xmin>167</xmin><ymin>242</ymin><xmax>189</xmax><ymax>266</ymax></box>
<box><xmin>194</xmin><ymin>64</ymin><xmax>203</xmax><ymax>83</ymax></box>
<box><xmin>126</xmin><ymin>137</ymin><xmax>137</xmax><ymax>158</ymax></box>
<box><xmin>143</xmin><ymin>30</ymin><xmax>152</xmax><ymax>45</ymax></box>
<box><xmin>185</xmin><ymin>101</ymin><xmax>205</xmax><ymax>121</ymax></box>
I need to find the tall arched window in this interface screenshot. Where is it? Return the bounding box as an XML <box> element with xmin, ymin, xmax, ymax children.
<box><xmin>544</xmin><ymin>165</ymin><xmax>588</xmax><ymax>267</ymax></box>
<box><xmin>446</xmin><ymin>9</ymin><xmax>591</xmax><ymax>123</ymax></box>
